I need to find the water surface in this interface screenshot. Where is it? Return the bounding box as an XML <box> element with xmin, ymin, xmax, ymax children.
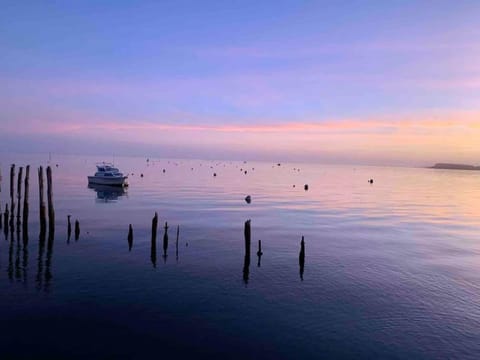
<box><xmin>1</xmin><ymin>154</ymin><xmax>479</xmax><ymax>359</ymax></box>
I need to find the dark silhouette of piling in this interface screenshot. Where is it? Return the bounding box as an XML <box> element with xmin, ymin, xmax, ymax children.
<box><xmin>22</xmin><ymin>165</ymin><xmax>30</xmax><ymax>234</ymax></box>
<box><xmin>257</xmin><ymin>239</ymin><xmax>263</xmax><ymax>267</ymax></box>
<box><xmin>74</xmin><ymin>220</ymin><xmax>80</xmax><ymax>241</ymax></box>
<box><xmin>16</xmin><ymin>166</ymin><xmax>23</xmax><ymax>228</ymax></box>
<box><xmin>243</xmin><ymin>220</ymin><xmax>251</xmax><ymax>284</ymax></box>
<box><xmin>163</xmin><ymin>222</ymin><xmax>169</xmax><ymax>260</ymax></box>
<box><xmin>299</xmin><ymin>236</ymin><xmax>305</xmax><ymax>280</ymax></box>
<box><xmin>38</xmin><ymin>167</ymin><xmax>47</xmax><ymax>236</ymax></box>
<box><xmin>46</xmin><ymin>166</ymin><xmax>55</xmax><ymax>238</ymax></box>
<box><xmin>128</xmin><ymin>224</ymin><xmax>133</xmax><ymax>251</ymax></box>
<box><xmin>244</xmin><ymin>220</ymin><xmax>251</xmax><ymax>256</ymax></box>
<box><xmin>304</xmin><ymin>184</ymin><xmax>309</xmax><ymax>191</ymax></box>
<box><xmin>36</xmin><ymin>229</ymin><xmax>46</xmax><ymax>290</ymax></box>
<box><xmin>9</xmin><ymin>164</ymin><xmax>15</xmax><ymax>230</ymax></box>
<box><xmin>67</xmin><ymin>215</ymin><xmax>72</xmax><ymax>241</ymax></box>
<box><xmin>4</xmin><ymin>205</ymin><xmax>9</xmax><ymax>238</ymax></box>
<box><xmin>176</xmin><ymin>225</ymin><xmax>179</xmax><ymax>261</ymax></box>
<box><xmin>151</xmin><ymin>212</ymin><xmax>158</xmax><ymax>267</ymax></box>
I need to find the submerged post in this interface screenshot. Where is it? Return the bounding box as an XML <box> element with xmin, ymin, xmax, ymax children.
<box><xmin>4</xmin><ymin>205</ymin><xmax>9</xmax><ymax>237</ymax></box>
<box><xmin>46</xmin><ymin>166</ymin><xmax>55</xmax><ymax>238</ymax></box>
<box><xmin>163</xmin><ymin>222</ymin><xmax>169</xmax><ymax>260</ymax></box>
<box><xmin>22</xmin><ymin>165</ymin><xmax>30</xmax><ymax>233</ymax></box>
<box><xmin>9</xmin><ymin>164</ymin><xmax>15</xmax><ymax>230</ymax></box>
<box><xmin>243</xmin><ymin>220</ymin><xmax>251</xmax><ymax>284</ymax></box>
<box><xmin>128</xmin><ymin>224</ymin><xmax>133</xmax><ymax>251</ymax></box>
<box><xmin>16</xmin><ymin>166</ymin><xmax>23</xmax><ymax>228</ymax></box>
<box><xmin>299</xmin><ymin>236</ymin><xmax>305</xmax><ymax>280</ymax></box>
<box><xmin>67</xmin><ymin>215</ymin><xmax>72</xmax><ymax>240</ymax></box>
<box><xmin>74</xmin><ymin>220</ymin><xmax>80</xmax><ymax>240</ymax></box>
<box><xmin>151</xmin><ymin>212</ymin><xmax>158</xmax><ymax>267</ymax></box>
<box><xmin>176</xmin><ymin>225</ymin><xmax>179</xmax><ymax>261</ymax></box>
<box><xmin>38</xmin><ymin>167</ymin><xmax>46</xmax><ymax>236</ymax></box>
<box><xmin>257</xmin><ymin>239</ymin><xmax>263</xmax><ymax>267</ymax></box>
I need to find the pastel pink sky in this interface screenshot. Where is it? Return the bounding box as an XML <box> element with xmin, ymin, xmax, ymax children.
<box><xmin>1</xmin><ymin>2</ymin><xmax>479</xmax><ymax>165</ymax></box>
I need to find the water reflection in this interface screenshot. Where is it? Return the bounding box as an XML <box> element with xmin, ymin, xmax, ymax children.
<box><xmin>88</xmin><ymin>184</ymin><xmax>127</xmax><ymax>202</ymax></box>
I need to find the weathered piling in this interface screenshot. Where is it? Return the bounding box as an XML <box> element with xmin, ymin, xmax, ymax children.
<box><xmin>299</xmin><ymin>236</ymin><xmax>305</xmax><ymax>280</ymax></box>
<box><xmin>128</xmin><ymin>224</ymin><xmax>133</xmax><ymax>251</ymax></box>
<box><xmin>46</xmin><ymin>166</ymin><xmax>55</xmax><ymax>237</ymax></box>
<box><xmin>4</xmin><ymin>204</ymin><xmax>9</xmax><ymax>237</ymax></box>
<box><xmin>244</xmin><ymin>220</ymin><xmax>251</xmax><ymax>257</ymax></box>
<box><xmin>22</xmin><ymin>165</ymin><xmax>30</xmax><ymax>234</ymax></box>
<box><xmin>163</xmin><ymin>222</ymin><xmax>169</xmax><ymax>259</ymax></box>
<box><xmin>16</xmin><ymin>166</ymin><xmax>23</xmax><ymax>228</ymax></box>
<box><xmin>38</xmin><ymin>167</ymin><xmax>47</xmax><ymax>236</ymax></box>
<box><xmin>243</xmin><ymin>220</ymin><xmax>251</xmax><ymax>284</ymax></box>
<box><xmin>151</xmin><ymin>212</ymin><xmax>158</xmax><ymax>267</ymax></box>
<box><xmin>176</xmin><ymin>225</ymin><xmax>179</xmax><ymax>261</ymax></box>
<box><xmin>67</xmin><ymin>215</ymin><xmax>72</xmax><ymax>241</ymax></box>
<box><xmin>257</xmin><ymin>239</ymin><xmax>263</xmax><ymax>267</ymax></box>
<box><xmin>9</xmin><ymin>164</ymin><xmax>15</xmax><ymax>230</ymax></box>
<box><xmin>74</xmin><ymin>220</ymin><xmax>80</xmax><ymax>240</ymax></box>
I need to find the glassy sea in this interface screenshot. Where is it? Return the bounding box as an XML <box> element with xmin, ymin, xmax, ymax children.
<box><xmin>0</xmin><ymin>153</ymin><xmax>479</xmax><ymax>359</ymax></box>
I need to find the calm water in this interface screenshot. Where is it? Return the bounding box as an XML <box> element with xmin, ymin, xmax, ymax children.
<box><xmin>0</xmin><ymin>153</ymin><xmax>479</xmax><ymax>359</ymax></box>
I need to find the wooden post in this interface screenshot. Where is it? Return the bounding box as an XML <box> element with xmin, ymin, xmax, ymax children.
<box><xmin>74</xmin><ymin>220</ymin><xmax>80</xmax><ymax>240</ymax></box>
<box><xmin>243</xmin><ymin>220</ymin><xmax>251</xmax><ymax>284</ymax></box>
<box><xmin>163</xmin><ymin>222</ymin><xmax>169</xmax><ymax>259</ymax></box>
<box><xmin>4</xmin><ymin>204</ymin><xmax>9</xmax><ymax>238</ymax></box>
<box><xmin>16</xmin><ymin>166</ymin><xmax>23</xmax><ymax>228</ymax></box>
<box><xmin>299</xmin><ymin>236</ymin><xmax>305</xmax><ymax>280</ymax></box>
<box><xmin>175</xmin><ymin>225</ymin><xmax>179</xmax><ymax>261</ymax></box>
<box><xmin>22</xmin><ymin>165</ymin><xmax>30</xmax><ymax>233</ymax></box>
<box><xmin>244</xmin><ymin>220</ymin><xmax>251</xmax><ymax>257</ymax></box>
<box><xmin>9</xmin><ymin>164</ymin><xmax>15</xmax><ymax>230</ymax></box>
<box><xmin>38</xmin><ymin>167</ymin><xmax>47</xmax><ymax>236</ymax></box>
<box><xmin>151</xmin><ymin>212</ymin><xmax>158</xmax><ymax>267</ymax></box>
<box><xmin>67</xmin><ymin>215</ymin><xmax>72</xmax><ymax>240</ymax></box>
<box><xmin>128</xmin><ymin>224</ymin><xmax>133</xmax><ymax>251</ymax></box>
<box><xmin>46</xmin><ymin>166</ymin><xmax>55</xmax><ymax>237</ymax></box>
<box><xmin>257</xmin><ymin>239</ymin><xmax>263</xmax><ymax>267</ymax></box>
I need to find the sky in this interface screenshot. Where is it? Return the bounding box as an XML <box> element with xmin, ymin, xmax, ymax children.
<box><xmin>1</xmin><ymin>0</ymin><xmax>479</xmax><ymax>165</ymax></box>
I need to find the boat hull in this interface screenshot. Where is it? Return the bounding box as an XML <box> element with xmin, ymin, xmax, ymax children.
<box><xmin>87</xmin><ymin>176</ymin><xmax>128</xmax><ymax>186</ymax></box>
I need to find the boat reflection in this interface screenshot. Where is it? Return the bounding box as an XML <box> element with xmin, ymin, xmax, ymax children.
<box><xmin>88</xmin><ymin>184</ymin><xmax>127</xmax><ymax>202</ymax></box>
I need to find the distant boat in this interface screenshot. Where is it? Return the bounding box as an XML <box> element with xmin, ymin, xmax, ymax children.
<box><xmin>88</xmin><ymin>163</ymin><xmax>128</xmax><ymax>186</ymax></box>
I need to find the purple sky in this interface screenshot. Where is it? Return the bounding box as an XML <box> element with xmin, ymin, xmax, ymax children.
<box><xmin>1</xmin><ymin>1</ymin><xmax>479</xmax><ymax>164</ymax></box>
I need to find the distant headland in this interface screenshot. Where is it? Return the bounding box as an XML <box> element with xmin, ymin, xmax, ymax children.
<box><xmin>430</xmin><ymin>163</ymin><xmax>480</xmax><ymax>171</ymax></box>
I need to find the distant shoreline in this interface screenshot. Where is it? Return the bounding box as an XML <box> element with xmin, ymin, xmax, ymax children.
<box><xmin>430</xmin><ymin>163</ymin><xmax>480</xmax><ymax>171</ymax></box>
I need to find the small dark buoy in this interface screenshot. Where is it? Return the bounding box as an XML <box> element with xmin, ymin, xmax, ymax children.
<box><xmin>293</xmin><ymin>185</ymin><xmax>296</xmax><ymax>188</ymax></box>
<box><xmin>304</xmin><ymin>184</ymin><xmax>309</xmax><ymax>190</ymax></box>
<box><xmin>163</xmin><ymin>169</ymin><xmax>166</xmax><ymax>173</ymax></box>
<box><xmin>140</xmin><ymin>173</ymin><xmax>144</xmax><ymax>178</ymax></box>
<box><xmin>244</xmin><ymin>170</ymin><xmax>247</xmax><ymax>174</ymax></box>
<box><xmin>56</xmin><ymin>164</ymin><xmax>59</xmax><ymax>168</ymax></box>
<box><xmin>213</xmin><ymin>173</ymin><xmax>217</xmax><ymax>177</ymax></box>
<box><xmin>277</xmin><ymin>163</ymin><xmax>281</xmax><ymax>166</ymax></box>
<box><xmin>368</xmin><ymin>179</ymin><xmax>374</xmax><ymax>184</ymax></box>
<box><xmin>245</xmin><ymin>195</ymin><xmax>251</xmax><ymax>204</ymax></box>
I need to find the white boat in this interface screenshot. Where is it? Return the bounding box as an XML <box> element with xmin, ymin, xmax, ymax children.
<box><xmin>87</xmin><ymin>163</ymin><xmax>128</xmax><ymax>187</ymax></box>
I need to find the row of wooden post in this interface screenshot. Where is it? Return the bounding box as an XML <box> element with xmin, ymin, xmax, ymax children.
<box><xmin>0</xmin><ymin>164</ymin><xmax>55</xmax><ymax>239</ymax></box>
